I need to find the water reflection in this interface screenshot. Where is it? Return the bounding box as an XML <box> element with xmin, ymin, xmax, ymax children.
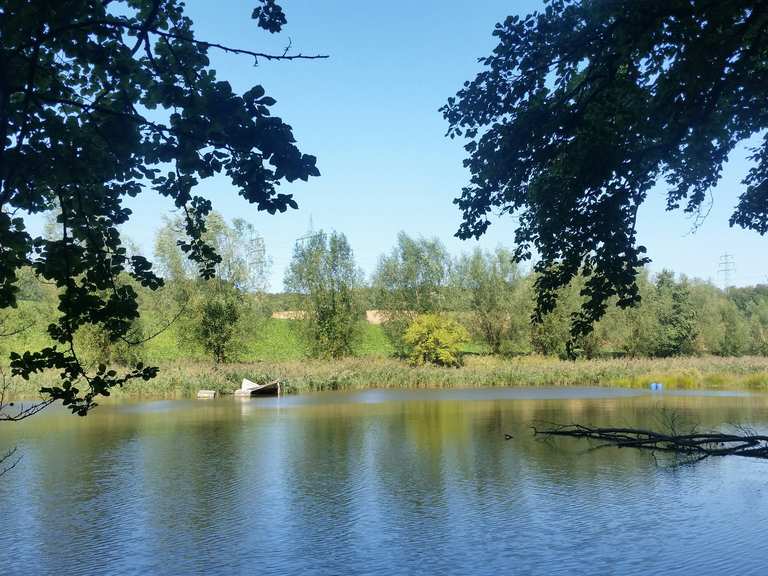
<box><xmin>1</xmin><ymin>388</ymin><xmax>767</xmax><ymax>575</ymax></box>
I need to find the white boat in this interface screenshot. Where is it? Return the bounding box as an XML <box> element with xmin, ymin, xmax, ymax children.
<box><xmin>234</xmin><ymin>378</ymin><xmax>281</xmax><ymax>397</ymax></box>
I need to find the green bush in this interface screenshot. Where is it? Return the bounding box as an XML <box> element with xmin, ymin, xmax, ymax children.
<box><xmin>190</xmin><ymin>283</ymin><xmax>243</xmax><ymax>363</ymax></box>
<box><xmin>380</xmin><ymin>314</ymin><xmax>414</xmax><ymax>358</ymax></box>
<box><xmin>75</xmin><ymin>322</ymin><xmax>145</xmax><ymax>367</ymax></box>
<box><xmin>403</xmin><ymin>314</ymin><xmax>469</xmax><ymax>367</ymax></box>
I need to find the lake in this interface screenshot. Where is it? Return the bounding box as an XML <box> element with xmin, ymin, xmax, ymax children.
<box><xmin>1</xmin><ymin>387</ymin><xmax>767</xmax><ymax>575</ymax></box>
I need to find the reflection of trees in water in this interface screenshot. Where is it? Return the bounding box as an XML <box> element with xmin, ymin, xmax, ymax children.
<box><xmin>264</xmin><ymin>405</ymin><xmax>381</xmax><ymax>572</ymax></box>
<box><xmin>273</xmin><ymin>395</ymin><xmax>768</xmax><ymax>500</ymax></box>
<box><xmin>4</xmin><ymin>403</ymin><xmax>255</xmax><ymax>573</ymax></box>
<box><xmin>139</xmin><ymin>411</ymin><xmax>246</xmax><ymax>570</ymax></box>
<box><xmin>510</xmin><ymin>396</ymin><xmax>768</xmax><ymax>485</ymax></box>
<box><xmin>7</xmin><ymin>410</ymin><xmax>145</xmax><ymax>573</ymax></box>
<box><xmin>4</xmin><ymin>394</ymin><xmax>768</xmax><ymax>573</ymax></box>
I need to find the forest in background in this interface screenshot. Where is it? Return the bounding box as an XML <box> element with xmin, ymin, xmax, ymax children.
<box><xmin>3</xmin><ymin>213</ymin><xmax>768</xmax><ymax>396</ymax></box>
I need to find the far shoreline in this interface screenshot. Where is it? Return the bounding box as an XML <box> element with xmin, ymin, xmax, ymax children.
<box><xmin>7</xmin><ymin>355</ymin><xmax>768</xmax><ymax>402</ymax></box>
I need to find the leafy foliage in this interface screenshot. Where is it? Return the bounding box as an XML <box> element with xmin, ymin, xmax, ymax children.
<box><xmin>372</xmin><ymin>233</ymin><xmax>452</xmax><ymax>355</ymax></box>
<box><xmin>530</xmin><ymin>288</ymin><xmax>580</xmax><ymax>358</ymax></box>
<box><xmin>155</xmin><ymin>212</ymin><xmax>269</xmax><ymax>292</ymax></box>
<box><xmin>0</xmin><ymin>0</ymin><xmax>320</xmax><ymax>413</ymax></box>
<box><xmin>718</xmin><ymin>301</ymin><xmax>752</xmax><ymax>357</ymax></box>
<box><xmin>186</xmin><ymin>281</ymin><xmax>244</xmax><ymax>364</ymax></box>
<box><xmin>403</xmin><ymin>314</ymin><xmax>469</xmax><ymax>367</ymax></box>
<box><xmin>451</xmin><ymin>247</ymin><xmax>529</xmax><ymax>354</ymax></box>
<box><xmin>651</xmin><ymin>271</ymin><xmax>698</xmax><ymax>357</ymax></box>
<box><xmin>284</xmin><ymin>231</ymin><xmax>363</xmax><ymax>358</ymax></box>
<box><xmin>74</xmin><ymin>318</ymin><xmax>146</xmax><ymax>367</ymax></box>
<box><xmin>443</xmin><ymin>0</ymin><xmax>768</xmax><ymax>349</ymax></box>
<box><xmin>5</xmin><ymin>224</ymin><xmax>768</xmax><ymax>390</ymax></box>
<box><xmin>155</xmin><ymin>213</ymin><xmax>269</xmax><ymax>363</ymax></box>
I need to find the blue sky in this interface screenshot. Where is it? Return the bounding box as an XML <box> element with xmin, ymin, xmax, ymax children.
<box><xmin>114</xmin><ymin>0</ymin><xmax>767</xmax><ymax>290</ymax></box>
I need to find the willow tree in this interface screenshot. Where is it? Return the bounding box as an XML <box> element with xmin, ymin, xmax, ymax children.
<box><xmin>443</xmin><ymin>0</ymin><xmax>768</xmax><ymax>353</ymax></box>
<box><xmin>284</xmin><ymin>231</ymin><xmax>363</xmax><ymax>359</ymax></box>
<box><xmin>155</xmin><ymin>212</ymin><xmax>270</xmax><ymax>363</ymax></box>
<box><xmin>451</xmin><ymin>247</ymin><xmax>528</xmax><ymax>355</ymax></box>
<box><xmin>0</xmin><ymin>0</ymin><xmax>323</xmax><ymax>415</ymax></box>
<box><xmin>372</xmin><ymin>233</ymin><xmax>452</xmax><ymax>356</ymax></box>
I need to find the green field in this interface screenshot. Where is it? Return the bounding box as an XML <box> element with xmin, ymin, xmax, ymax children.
<box><xmin>138</xmin><ymin>319</ymin><xmax>396</xmax><ymax>364</ymax></box>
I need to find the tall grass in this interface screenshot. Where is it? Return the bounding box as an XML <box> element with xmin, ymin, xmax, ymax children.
<box><xmin>6</xmin><ymin>355</ymin><xmax>768</xmax><ymax>400</ymax></box>
<box><xmin>6</xmin><ymin>316</ymin><xmax>768</xmax><ymax>400</ymax></box>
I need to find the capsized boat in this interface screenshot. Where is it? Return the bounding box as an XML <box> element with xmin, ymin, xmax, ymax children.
<box><xmin>234</xmin><ymin>378</ymin><xmax>281</xmax><ymax>397</ymax></box>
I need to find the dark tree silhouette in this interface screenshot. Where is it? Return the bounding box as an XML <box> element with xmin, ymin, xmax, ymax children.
<box><xmin>0</xmin><ymin>0</ymin><xmax>324</xmax><ymax>414</ymax></box>
<box><xmin>443</xmin><ymin>0</ymin><xmax>768</xmax><ymax>352</ymax></box>
<box><xmin>532</xmin><ymin>423</ymin><xmax>768</xmax><ymax>461</ymax></box>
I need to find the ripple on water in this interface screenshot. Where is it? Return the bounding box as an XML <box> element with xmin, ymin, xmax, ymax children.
<box><xmin>1</xmin><ymin>388</ymin><xmax>767</xmax><ymax>576</ymax></box>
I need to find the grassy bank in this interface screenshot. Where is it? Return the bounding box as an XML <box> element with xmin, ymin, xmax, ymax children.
<box><xmin>7</xmin><ymin>355</ymin><xmax>768</xmax><ymax>401</ymax></box>
<box><xmin>6</xmin><ymin>319</ymin><xmax>768</xmax><ymax>401</ymax></box>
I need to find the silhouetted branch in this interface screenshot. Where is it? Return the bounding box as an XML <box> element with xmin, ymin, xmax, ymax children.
<box><xmin>144</xmin><ymin>27</ymin><xmax>328</xmax><ymax>63</ymax></box>
<box><xmin>531</xmin><ymin>423</ymin><xmax>768</xmax><ymax>460</ymax></box>
<box><xmin>0</xmin><ymin>397</ymin><xmax>55</xmax><ymax>422</ymax></box>
<box><xmin>0</xmin><ymin>447</ymin><xmax>20</xmax><ymax>477</ymax></box>
<box><xmin>0</xmin><ymin>321</ymin><xmax>34</xmax><ymax>338</ymax></box>
<box><xmin>24</xmin><ymin>18</ymin><xmax>328</xmax><ymax>62</ymax></box>
<box><xmin>0</xmin><ymin>366</ymin><xmax>54</xmax><ymax>422</ymax></box>
<box><xmin>119</xmin><ymin>300</ymin><xmax>189</xmax><ymax>346</ymax></box>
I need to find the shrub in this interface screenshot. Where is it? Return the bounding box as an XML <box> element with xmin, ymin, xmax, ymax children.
<box><xmin>75</xmin><ymin>322</ymin><xmax>145</xmax><ymax>367</ymax></box>
<box><xmin>190</xmin><ymin>283</ymin><xmax>243</xmax><ymax>363</ymax></box>
<box><xmin>403</xmin><ymin>314</ymin><xmax>469</xmax><ymax>367</ymax></box>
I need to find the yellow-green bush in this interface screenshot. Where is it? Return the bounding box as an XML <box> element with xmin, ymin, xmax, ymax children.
<box><xmin>404</xmin><ymin>314</ymin><xmax>469</xmax><ymax>367</ymax></box>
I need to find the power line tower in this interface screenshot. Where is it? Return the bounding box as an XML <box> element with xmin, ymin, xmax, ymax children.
<box><xmin>293</xmin><ymin>215</ymin><xmax>320</xmax><ymax>246</ymax></box>
<box><xmin>294</xmin><ymin>231</ymin><xmax>322</xmax><ymax>246</ymax></box>
<box><xmin>717</xmin><ymin>253</ymin><xmax>735</xmax><ymax>291</ymax></box>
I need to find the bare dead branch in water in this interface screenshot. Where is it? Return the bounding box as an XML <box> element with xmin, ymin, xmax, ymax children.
<box><xmin>531</xmin><ymin>424</ymin><xmax>768</xmax><ymax>460</ymax></box>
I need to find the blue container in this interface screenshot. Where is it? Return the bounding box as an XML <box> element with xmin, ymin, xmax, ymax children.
<box><xmin>650</xmin><ymin>382</ymin><xmax>663</xmax><ymax>391</ymax></box>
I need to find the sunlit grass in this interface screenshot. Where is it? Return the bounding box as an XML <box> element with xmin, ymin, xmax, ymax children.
<box><xmin>6</xmin><ymin>315</ymin><xmax>768</xmax><ymax>400</ymax></box>
<box><xmin>7</xmin><ymin>354</ymin><xmax>768</xmax><ymax>401</ymax></box>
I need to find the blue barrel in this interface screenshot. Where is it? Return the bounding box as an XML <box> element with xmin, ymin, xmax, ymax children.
<box><xmin>649</xmin><ymin>382</ymin><xmax>663</xmax><ymax>391</ymax></box>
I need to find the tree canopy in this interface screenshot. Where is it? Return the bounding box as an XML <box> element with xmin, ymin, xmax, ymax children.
<box><xmin>155</xmin><ymin>212</ymin><xmax>269</xmax><ymax>363</ymax></box>
<box><xmin>0</xmin><ymin>0</ymin><xmax>322</xmax><ymax>414</ymax></box>
<box><xmin>452</xmin><ymin>248</ymin><xmax>527</xmax><ymax>354</ymax></box>
<box><xmin>284</xmin><ymin>230</ymin><xmax>363</xmax><ymax>358</ymax></box>
<box><xmin>371</xmin><ymin>233</ymin><xmax>452</xmax><ymax>356</ymax></box>
<box><xmin>443</xmin><ymin>0</ymin><xmax>768</xmax><ymax>351</ymax></box>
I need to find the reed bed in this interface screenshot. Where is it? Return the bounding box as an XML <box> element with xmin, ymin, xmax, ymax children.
<box><xmin>6</xmin><ymin>355</ymin><xmax>768</xmax><ymax>401</ymax></box>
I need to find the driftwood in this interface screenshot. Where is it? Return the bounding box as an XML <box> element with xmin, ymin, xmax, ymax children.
<box><xmin>532</xmin><ymin>424</ymin><xmax>768</xmax><ymax>460</ymax></box>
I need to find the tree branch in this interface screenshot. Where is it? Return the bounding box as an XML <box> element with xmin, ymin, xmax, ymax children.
<box><xmin>532</xmin><ymin>423</ymin><xmax>768</xmax><ymax>460</ymax></box>
<box><xmin>0</xmin><ymin>447</ymin><xmax>21</xmax><ymax>477</ymax></box>
<box><xmin>22</xmin><ymin>18</ymin><xmax>328</xmax><ymax>62</ymax></box>
<box><xmin>0</xmin><ymin>366</ymin><xmax>54</xmax><ymax>422</ymax></box>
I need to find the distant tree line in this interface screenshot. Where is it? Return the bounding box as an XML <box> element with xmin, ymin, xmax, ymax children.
<box><xmin>286</xmin><ymin>230</ymin><xmax>768</xmax><ymax>364</ymax></box>
<box><xmin>3</xmin><ymin>216</ymin><xmax>768</xmax><ymax>370</ymax></box>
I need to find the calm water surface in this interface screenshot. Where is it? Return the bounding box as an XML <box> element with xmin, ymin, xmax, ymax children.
<box><xmin>2</xmin><ymin>387</ymin><xmax>768</xmax><ymax>575</ymax></box>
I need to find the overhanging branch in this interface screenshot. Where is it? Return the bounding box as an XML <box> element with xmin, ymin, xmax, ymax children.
<box><xmin>21</xmin><ymin>18</ymin><xmax>328</xmax><ymax>62</ymax></box>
